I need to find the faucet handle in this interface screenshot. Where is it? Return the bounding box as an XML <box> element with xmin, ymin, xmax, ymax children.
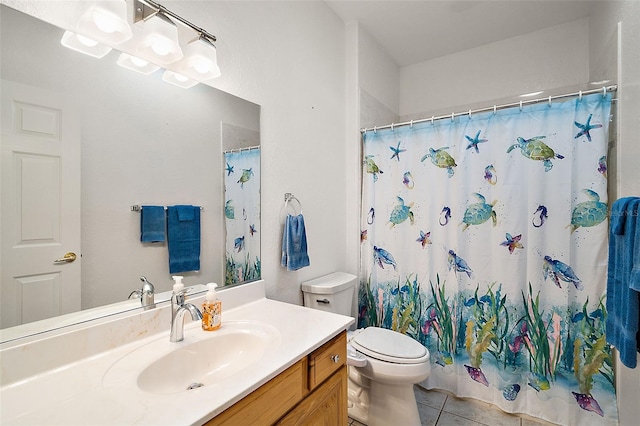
<box><xmin>128</xmin><ymin>289</ymin><xmax>142</xmax><ymax>299</ymax></box>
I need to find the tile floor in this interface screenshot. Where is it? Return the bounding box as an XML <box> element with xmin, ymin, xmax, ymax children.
<box><xmin>348</xmin><ymin>385</ymin><xmax>557</xmax><ymax>426</ymax></box>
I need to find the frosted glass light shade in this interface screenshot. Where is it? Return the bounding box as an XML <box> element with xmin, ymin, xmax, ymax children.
<box><xmin>117</xmin><ymin>53</ymin><xmax>161</xmax><ymax>75</ymax></box>
<box><xmin>76</xmin><ymin>1</ymin><xmax>132</xmax><ymax>45</ymax></box>
<box><xmin>162</xmin><ymin>70</ymin><xmax>198</xmax><ymax>88</ymax></box>
<box><xmin>178</xmin><ymin>36</ymin><xmax>221</xmax><ymax>81</ymax></box>
<box><xmin>138</xmin><ymin>13</ymin><xmax>183</xmax><ymax>65</ymax></box>
<box><xmin>61</xmin><ymin>30</ymin><xmax>112</xmax><ymax>58</ymax></box>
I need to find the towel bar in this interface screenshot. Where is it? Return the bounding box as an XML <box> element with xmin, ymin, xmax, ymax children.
<box><xmin>131</xmin><ymin>205</ymin><xmax>204</xmax><ymax>212</ymax></box>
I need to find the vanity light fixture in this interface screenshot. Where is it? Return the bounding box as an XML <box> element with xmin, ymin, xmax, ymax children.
<box><xmin>136</xmin><ymin>10</ymin><xmax>183</xmax><ymax>65</ymax></box>
<box><xmin>134</xmin><ymin>0</ymin><xmax>220</xmax><ymax>78</ymax></box>
<box><xmin>61</xmin><ymin>30</ymin><xmax>113</xmax><ymax>58</ymax></box>
<box><xmin>75</xmin><ymin>1</ymin><xmax>133</xmax><ymax>46</ymax></box>
<box><xmin>117</xmin><ymin>52</ymin><xmax>161</xmax><ymax>74</ymax></box>
<box><xmin>162</xmin><ymin>70</ymin><xmax>199</xmax><ymax>88</ymax></box>
<box><xmin>177</xmin><ymin>35</ymin><xmax>221</xmax><ymax>81</ymax></box>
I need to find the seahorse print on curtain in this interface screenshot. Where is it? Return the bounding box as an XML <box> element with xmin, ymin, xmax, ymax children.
<box><xmin>224</xmin><ymin>148</ymin><xmax>260</xmax><ymax>285</ymax></box>
<box><xmin>359</xmin><ymin>93</ymin><xmax>616</xmax><ymax>425</ymax></box>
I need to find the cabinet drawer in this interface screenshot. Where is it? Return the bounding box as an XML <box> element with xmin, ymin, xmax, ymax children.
<box><xmin>308</xmin><ymin>331</ymin><xmax>346</xmax><ymax>390</ymax></box>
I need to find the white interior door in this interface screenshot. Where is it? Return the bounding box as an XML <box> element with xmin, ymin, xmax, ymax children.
<box><xmin>1</xmin><ymin>80</ymin><xmax>81</xmax><ymax>328</ymax></box>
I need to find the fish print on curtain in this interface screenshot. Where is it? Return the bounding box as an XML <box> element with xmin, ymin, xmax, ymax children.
<box><xmin>359</xmin><ymin>93</ymin><xmax>616</xmax><ymax>425</ymax></box>
<box><xmin>224</xmin><ymin>148</ymin><xmax>261</xmax><ymax>285</ymax></box>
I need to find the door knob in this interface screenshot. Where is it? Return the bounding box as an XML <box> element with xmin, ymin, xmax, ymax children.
<box><xmin>54</xmin><ymin>252</ymin><xmax>77</xmax><ymax>263</ymax></box>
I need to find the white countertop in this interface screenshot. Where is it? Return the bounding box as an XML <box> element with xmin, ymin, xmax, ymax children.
<box><xmin>0</xmin><ymin>282</ymin><xmax>354</xmax><ymax>425</ymax></box>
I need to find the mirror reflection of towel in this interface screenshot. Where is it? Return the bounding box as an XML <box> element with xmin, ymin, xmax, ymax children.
<box><xmin>167</xmin><ymin>205</ymin><xmax>200</xmax><ymax>274</ymax></box>
<box><xmin>281</xmin><ymin>214</ymin><xmax>310</xmax><ymax>271</ymax></box>
<box><xmin>140</xmin><ymin>206</ymin><xmax>166</xmax><ymax>242</ymax></box>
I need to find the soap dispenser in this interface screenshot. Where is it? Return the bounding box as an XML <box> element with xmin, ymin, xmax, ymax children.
<box><xmin>172</xmin><ymin>275</ymin><xmax>184</xmax><ymax>294</ymax></box>
<box><xmin>202</xmin><ymin>283</ymin><xmax>222</xmax><ymax>331</ymax></box>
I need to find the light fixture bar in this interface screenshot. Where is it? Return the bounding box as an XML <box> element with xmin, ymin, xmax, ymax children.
<box><xmin>134</xmin><ymin>0</ymin><xmax>217</xmax><ymax>43</ymax></box>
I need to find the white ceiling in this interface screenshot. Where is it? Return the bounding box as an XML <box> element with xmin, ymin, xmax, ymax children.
<box><xmin>326</xmin><ymin>0</ymin><xmax>593</xmax><ymax>67</ymax></box>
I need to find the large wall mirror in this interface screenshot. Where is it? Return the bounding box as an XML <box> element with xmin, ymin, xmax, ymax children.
<box><xmin>0</xmin><ymin>4</ymin><xmax>261</xmax><ymax>341</ymax></box>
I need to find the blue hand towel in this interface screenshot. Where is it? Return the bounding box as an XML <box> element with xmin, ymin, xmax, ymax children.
<box><xmin>605</xmin><ymin>197</ymin><xmax>640</xmax><ymax>368</ymax></box>
<box><xmin>281</xmin><ymin>214</ymin><xmax>310</xmax><ymax>271</ymax></box>
<box><xmin>167</xmin><ymin>205</ymin><xmax>201</xmax><ymax>274</ymax></box>
<box><xmin>140</xmin><ymin>205</ymin><xmax>166</xmax><ymax>242</ymax></box>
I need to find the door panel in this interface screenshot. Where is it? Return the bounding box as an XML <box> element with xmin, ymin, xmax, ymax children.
<box><xmin>1</xmin><ymin>80</ymin><xmax>81</xmax><ymax>328</ymax></box>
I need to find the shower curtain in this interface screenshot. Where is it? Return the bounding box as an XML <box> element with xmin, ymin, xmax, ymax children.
<box><xmin>359</xmin><ymin>92</ymin><xmax>617</xmax><ymax>425</ymax></box>
<box><xmin>224</xmin><ymin>148</ymin><xmax>261</xmax><ymax>285</ymax></box>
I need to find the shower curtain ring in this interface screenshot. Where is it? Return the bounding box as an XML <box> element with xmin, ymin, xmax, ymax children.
<box><xmin>519</xmin><ymin>100</ymin><xmax>523</xmax><ymax>111</ymax></box>
<box><xmin>548</xmin><ymin>96</ymin><xmax>552</xmax><ymax>107</ymax></box>
<box><xmin>603</xmin><ymin>86</ymin><xmax>607</xmax><ymax>97</ymax></box>
<box><xmin>579</xmin><ymin>90</ymin><xmax>582</xmax><ymax>101</ymax></box>
<box><xmin>431</xmin><ymin>116</ymin><xmax>435</xmax><ymax>125</ymax></box>
<box><xmin>391</xmin><ymin>123</ymin><xmax>394</xmax><ymax>131</ymax></box>
<box><xmin>493</xmin><ymin>105</ymin><xmax>497</xmax><ymax>115</ymax></box>
<box><xmin>374</xmin><ymin>126</ymin><xmax>377</xmax><ymax>134</ymax></box>
<box><xmin>410</xmin><ymin>120</ymin><xmax>414</xmax><ymax>129</ymax></box>
<box><xmin>468</xmin><ymin>109</ymin><xmax>472</xmax><ymax>119</ymax></box>
<box><xmin>451</xmin><ymin>112</ymin><xmax>455</xmax><ymax>122</ymax></box>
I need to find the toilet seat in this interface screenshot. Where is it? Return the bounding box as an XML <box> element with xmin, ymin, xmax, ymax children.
<box><xmin>350</xmin><ymin>327</ymin><xmax>428</xmax><ymax>364</ymax></box>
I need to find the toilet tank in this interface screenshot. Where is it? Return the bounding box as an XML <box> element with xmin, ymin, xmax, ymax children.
<box><xmin>301</xmin><ymin>272</ymin><xmax>357</xmax><ymax>316</ymax></box>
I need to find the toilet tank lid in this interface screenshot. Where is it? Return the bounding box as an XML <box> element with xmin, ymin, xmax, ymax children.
<box><xmin>301</xmin><ymin>272</ymin><xmax>357</xmax><ymax>294</ymax></box>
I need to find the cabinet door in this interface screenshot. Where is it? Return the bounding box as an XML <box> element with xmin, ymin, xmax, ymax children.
<box><xmin>277</xmin><ymin>365</ymin><xmax>347</xmax><ymax>426</ymax></box>
<box><xmin>207</xmin><ymin>359</ymin><xmax>307</xmax><ymax>426</ymax></box>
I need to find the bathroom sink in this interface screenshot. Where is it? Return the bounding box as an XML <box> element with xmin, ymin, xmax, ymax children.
<box><xmin>103</xmin><ymin>320</ymin><xmax>280</xmax><ymax>394</ymax></box>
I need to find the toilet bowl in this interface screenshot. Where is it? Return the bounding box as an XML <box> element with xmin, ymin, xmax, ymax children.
<box><xmin>302</xmin><ymin>273</ymin><xmax>431</xmax><ymax>426</ymax></box>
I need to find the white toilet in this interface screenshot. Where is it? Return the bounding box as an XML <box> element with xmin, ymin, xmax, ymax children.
<box><xmin>302</xmin><ymin>272</ymin><xmax>431</xmax><ymax>426</ymax></box>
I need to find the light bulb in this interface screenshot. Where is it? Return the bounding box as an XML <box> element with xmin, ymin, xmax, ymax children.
<box><xmin>130</xmin><ymin>56</ymin><xmax>149</xmax><ymax>67</ymax></box>
<box><xmin>149</xmin><ymin>35</ymin><xmax>172</xmax><ymax>56</ymax></box>
<box><xmin>92</xmin><ymin>9</ymin><xmax>120</xmax><ymax>34</ymax></box>
<box><xmin>77</xmin><ymin>34</ymin><xmax>99</xmax><ymax>47</ymax></box>
<box><xmin>174</xmin><ymin>73</ymin><xmax>189</xmax><ymax>82</ymax></box>
<box><xmin>191</xmin><ymin>56</ymin><xmax>211</xmax><ymax>75</ymax></box>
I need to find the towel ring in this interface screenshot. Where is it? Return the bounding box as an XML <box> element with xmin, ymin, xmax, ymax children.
<box><xmin>283</xmin><ymin>193</ymin><xmax>302</xmax><ymax>215</ymax></box>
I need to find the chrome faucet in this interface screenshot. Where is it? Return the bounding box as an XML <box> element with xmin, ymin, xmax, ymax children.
<box><xmin>128</xmin><ymin>276</ymin><xmax>156</xmax><ymax>310</ymax></box>
<box><xmin>170</xmin><ymin>289</ymin><xmax>202</xmax><ymax>343</ymax></box>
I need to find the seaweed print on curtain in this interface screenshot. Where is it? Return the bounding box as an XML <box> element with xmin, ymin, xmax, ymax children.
<box><xmin>359</xmin><ymin>93</ymin><xmax>616</xmax><ymax>425</ymax></box>
<box><xmin>224</xmin><ymin>148</ymin><xmax>261</xmax><ymax>285</ymax></box>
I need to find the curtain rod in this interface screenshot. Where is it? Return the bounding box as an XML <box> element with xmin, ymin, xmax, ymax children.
<box><xmin>361</xmin><ymin>85</ymin><xmax>617</xmax><ymax>134</ymax></box>
<box><xmin>223</xmin><ymin>145</ymin><xmax>260</xmax><ymax>154</ymax></box>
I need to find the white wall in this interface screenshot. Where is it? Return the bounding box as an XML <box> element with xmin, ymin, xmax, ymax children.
<box><xmin>399</xmin><ymin>18</ymin><xmax>590</xmax><ymax>118</ymax></box>
<box><xmin>588</xmin><ymin>2</ymin><xmax>640</xmax><ymax>424</ymax></box>
<box><xmin>165</xmin><ymin>1</ymin><xmax>349</xmax><ymax>305</ymax></box>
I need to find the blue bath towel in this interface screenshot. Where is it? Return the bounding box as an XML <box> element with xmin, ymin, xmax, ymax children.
<box><xmin>605</xmin><ymin>197</ymin><xmax>640</xmax><ymax>368</ymax></box>
<box><xmin>140</xmin><ymin>205</ymin><xmax>166</xmax><ymax>243</ymax></box>
<box><xmin>281</xmin><ymin>214</ymin><xmax>310</xmax><ymax>271</ymax></box>
<box><xmin>167</xmin><ymin>205</ymin><xmax>200</xmax><ymax>274</ymax></box>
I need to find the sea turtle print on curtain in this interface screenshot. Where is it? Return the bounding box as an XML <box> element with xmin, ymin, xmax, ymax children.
<box><xmin>224</xmin><ymin>148</ymin><xmax>261</xmax><ymax>285</ymax></box>
<box><xmin>359</xmin><ymin>93</ymin><xmax>616</xmax><ymax>425</ymax></box>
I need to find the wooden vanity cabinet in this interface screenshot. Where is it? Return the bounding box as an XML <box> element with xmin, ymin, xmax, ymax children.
<box><xmin>207</xmin><ymin>331</ymin><xmax>347</xmax><ymax>426</ymax></box>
